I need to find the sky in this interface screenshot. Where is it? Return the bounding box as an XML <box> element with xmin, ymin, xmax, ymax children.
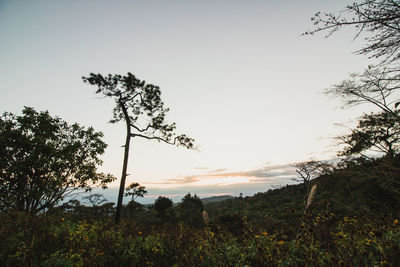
<box><xmin>0</xmin><ymin>1</ymin><xmax>378</xmax><ymax>203</ymax></box>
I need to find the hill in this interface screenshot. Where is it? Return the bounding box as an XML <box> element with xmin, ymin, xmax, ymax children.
<box><xmin>201</xmin><ymin>195</ymin><xmax>234</xmax><ymax>204</ymax></box>
<box><xmin>204</xmin><ymin>156</ymin><xmax>400</xmax><ymax>238</ymax></box>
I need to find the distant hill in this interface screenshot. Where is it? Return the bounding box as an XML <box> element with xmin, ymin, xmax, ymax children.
<box><xmin>201</xmin><ymin>195</ymin><xmax>234</xmax><ymax>204</ymax></box>
<box><xmin>203</xmin><ymin>156</ymin><xmax>400</xmax><ymax>238</ymax></box>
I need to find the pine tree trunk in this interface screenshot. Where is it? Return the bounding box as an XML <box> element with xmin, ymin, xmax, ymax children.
<box><xmin>115</xmin><ymin>102</ymin><xmax>132</xmax><ymax>224</ymax></box>
<box><xmin>115</xmin><ymin>129</ymin><xmax>131</xmax><ymax>224</ymax></box>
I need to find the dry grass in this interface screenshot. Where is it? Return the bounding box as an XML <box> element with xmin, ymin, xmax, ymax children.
<box><xmin>305</xmin><ymin>184</ymin><xmax>317</xmax><ymax>210</ymax></box>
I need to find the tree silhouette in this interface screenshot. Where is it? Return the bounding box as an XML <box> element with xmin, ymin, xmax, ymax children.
<box><xmin>154</xmin><ymin>196</ymin><xmax>173</xmax><ymax>218</ymax></box>
<box><xmin>83</xmin><ymin>73</ymin><xmax>195</xmax><ymax>224</ymax></box>
<box><xmin>0</xmin><ymin>107</ymin><xmax>115</xmax><ymax>214</ymax></box>
<box><xmin>306</xmin><ymin>0</ymin><xmax>400</xmax><ymax>115</ymax></box>
<box><xmin>292</xmin><ymin>160</ymin><xmax>332</xmax><ymax>191</ymax></box>
<box><xmin>84</xmin><ymin>193</ymin><xmax>107</xmax><ymax>207</ymax></box>
<box><xmin>338</xmin><ymin>111</ymin><xmax>400</xmax><ymax>158</ymax></box>
<box><xmin>125</xmin><ymin>182</ymin><xmax>147</xmax><ymax>202</ymax></box>
<box><xmin>305</xmin><ymin>0</ymin><xmax>400</xmax><ymax>65</ymax></box>
<box><xmin>325</xmin><ymin>68</ymin><xmax>400</xmax><ymax>117</ymax></box>
<box><xmin>178</xmin><ymin>193</ymin><xmax>204</xmax><ymax>227</ymax></box>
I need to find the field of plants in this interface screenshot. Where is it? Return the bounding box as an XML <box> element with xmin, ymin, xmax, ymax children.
<box><xmin>1</xmin><ymin>209</ymin><xmax>399</xmax><ymax>266</ymax></box>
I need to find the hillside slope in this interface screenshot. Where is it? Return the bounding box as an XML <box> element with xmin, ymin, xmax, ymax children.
<box><xmin>205</xmin><ymin>156</ymin><xmax>400</xmax><ymax>237</ymax></box>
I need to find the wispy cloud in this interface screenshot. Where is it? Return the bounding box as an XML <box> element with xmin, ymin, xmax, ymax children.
<box><xmin>146</xmin><ymin>192</ymin><xmax>233</xmax><ymax>198</ymax></box>
<box><xmin>147</xmin><ymin>164</ymin><xmax>296</xmax><ymax>187</ymax></box>
<box><xmin>208</xmin><ymin>168</ymin><xmax>228</xmax><ymax>173</ymax></box>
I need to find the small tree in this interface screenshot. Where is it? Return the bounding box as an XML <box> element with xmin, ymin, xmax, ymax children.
<box><xmin>84</xmin><ymin>193</ymin><xmax>107</xmax><ymax>207</ymax></box>
<box><xmin>178</xmin><ymin>193</ymin><xmax>204</xmax><ymax>227</ymax></box>
<box><xmin>0</xmin><ymin>107</ymin><xmax>115</xmax><ymax>214</ymax></box>
<box><xmin>125</xmin><ymin>182</ymin><xmax>147</xmax><ymax>202</ymax></box>
<box><xmin>124</xmin><ymin>182</ymin><xmax>147</xmax><ymax>218</ymax></box>
<box><xmin>292</xmin><ymin>160</ymin><xmax>331</xmax><ymax>190</ymax></box>
<box><xmin>154</xmin><ymin>196</ymin><xmax>173</xmax><ymax>219</ymax></box>
<box><xmin>83</xmin><ymin>73</ymin><xmax>195</xmax><ymax>224</ymax></box>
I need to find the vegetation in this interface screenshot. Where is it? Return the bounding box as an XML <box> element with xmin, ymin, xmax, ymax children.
<box><xmin>338</xmin><ymin>110</ymin><xmax>400</xmax><ymax>158</ymax></box>
<box><xmin>154</xmin><ymin>196</ymin><xmax>173</xmax><ymax>220</ymax></box>
<box><xmin>291</xmin><ymin>160</ymin><xmax>332</xmax><ymax>191</ymax></box>
<box><xmin>305</xmin><ymin>0</ymin><xmax>400</xmax><ymax>66</ymax></box>
<box><xmin>1</xmin><ymin>160</ymin><xmax>400</xmax><ymax>265</ymax></box>
<box><xmin>2</xmin><ymin>0</ymin><xmax>400</xmax><ymax>265</ymax></box>
<box><xmin>125</xmin><ymin>182</ymin><xmax>148</xmax><ymax>202</ymax></box>
<box><xmin>0</xmin><ymin>107</ymin><xmax>114</xmax><ymax>215</ymax></box>
<box><xmin>307</xmin><ymin>0</ymin><xmax>400</xmax><ymax>117</ymax></box>
<box><xmin>1</xmin><ymin>112</ymin><xmax>400</xmax><ymax>264</ymax></box>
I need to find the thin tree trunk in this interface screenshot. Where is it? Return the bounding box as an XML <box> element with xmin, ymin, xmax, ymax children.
<box><xmin>115</xmin><ymin>102</ymin><xmax>132</xmax><ymax>224</ymax></box>
<box><xmin>115</xmin><ymin>130</ymin><xmax>131</xmax><ymax>224</ymax></box>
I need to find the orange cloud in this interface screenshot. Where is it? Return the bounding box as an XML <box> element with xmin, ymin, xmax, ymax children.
<box><xmin>147</xmin><ymin>164</ymin><xmax>296</xmax><ymax>187</ymax></box>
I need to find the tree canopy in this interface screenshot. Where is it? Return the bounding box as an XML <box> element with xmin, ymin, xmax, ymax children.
<box><xmin>338</xmin><ymin>111</ymin><xmax>400</xmax><ymax>158</ymax></box>
<box><xmin>178</xmin><ymin>193</ymin><xmax>204</xmax><ymax>227</ymax></box>
<box><xmin>292</xmin><ymin>160</ymin><xmax>332</xmax><ymax>190</ymax></box>
<box><xmin>154</xmin><ymin>196</ymin><xmax>173</xmax><ymax>217</ymax></box>
<box><xmin>82</xmin><ymin>73</ymin><xmax>194</xmax><ymax>147</ymax></box>
<box><xmin>125</xmin><ymin>182</ymin><xmax>147</xmax><ymax>202</ymax></box>
<box><xmin>0</xmin><ymin>107</ymin><xmax>115</xmax><ymax>214</ymax></box>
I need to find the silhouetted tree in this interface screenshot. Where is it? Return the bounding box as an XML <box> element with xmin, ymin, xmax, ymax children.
<box><xmin>178</xmin><ymin>193</ymin><xmax>204</xmax><ymax>227</ymax></box>
<box><xmin>325</xmin><ymin>68</ymin><xmax>400</xmax><ymax>116</ymax></box>
<box><xmin>305</xmin><ymin>2</ymin><xmax>400</xmax><ymax>195</ymax></box>
<box><xmin>306</xmin><ymin>0</ymin><xmax>400</xmax><ymax>115</ymax></box>
<box><xmin>84</xmin><ymin>193</ymin><xmax>107</xmax><ymax>207</ymax></box>
<box><xmin>292</xmin><ymin>160</ymin><xmax>332</xmax><ymax>190</ymax></box>
<box><xmin>124</xmin><ymin>182</ymin><xmax>147</xmax><ymax>218</ymax></box>
<box><xmin>154</xmin><ymin>196</ymin><xmax>173</xmax><ymax>218</ymax></box>
<box><xmin>83</xmin><ymin>73</ymin><xmax>195</xmax><ymax>224</ymax></box>
<box><xmin>0</xmin><ymin>107</ymin><xmax>115</xmax><ymax>214</ymax></box>
<box><xmin>338</xmin><ymin>111</ymin><xmax>400</xmax><ymax>158</ymax></box>
<box><xmin>125</xmin><ymin>182</ymin><xmax>147</xmax><ymax>202</ymax></box>
<box><xmin>305</xmin><ymin>0</ymin><xmax>400</xmax><ymax>65</ymax></box>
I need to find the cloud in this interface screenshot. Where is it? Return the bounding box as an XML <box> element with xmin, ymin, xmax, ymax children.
<box><xmin>146</xmin><ymin>192</ymin><xmax>233</xmax><ymax>198</ymax></box>
<box><xmin>208</xmin><ymin>168</ymin><xmax>228</xmax><ymax>173</ymax></box>
<box><xmin>148</xmin><ymin>164</ymin><xmax>297</xmax><ymax>187</ymax></box>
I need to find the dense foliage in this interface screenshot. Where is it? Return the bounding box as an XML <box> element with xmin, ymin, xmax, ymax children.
<box><xmin>1</xmin><ymin>195</ymin><xmax>400</xmax><ymax>266</ymax></box>
<box><xmin>0</xmin><ymin>107</ymin><xmax>114</xmax><ymax>214</ymax></box>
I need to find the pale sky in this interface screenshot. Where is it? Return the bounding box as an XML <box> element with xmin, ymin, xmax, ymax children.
<box><xmin>0</xmin><ymin>1</ymin><xmax>377</xmax><ymax>199</ymax></box>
